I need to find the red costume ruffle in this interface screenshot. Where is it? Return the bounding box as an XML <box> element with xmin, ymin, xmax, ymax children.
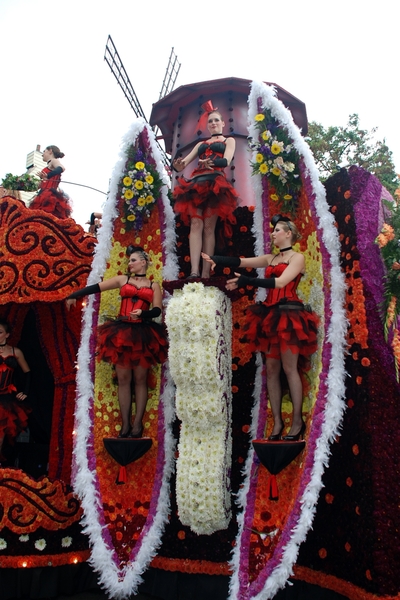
<box><xmin>173</xmin><ymin>141</ymin><xmax>238</xmax><ymax>235</ymax></box>
<box><xmin>97</xmin><ymin>283</ymin><xmax>168</xmax><ymax>369</ymax></box>
<box><xmin>29</xmin><ymin>167</ymin><xmax>71</xmax><ymax>219</ymax></box>
<box><xmin>0</xmin><ymin>355</ymin><xmax>30</xmax><ymax>441</ymax></box>
<box><xmin>242</xmin><ymin>263</ymin><xmax>319</xmax><ymax>365</ymax></box>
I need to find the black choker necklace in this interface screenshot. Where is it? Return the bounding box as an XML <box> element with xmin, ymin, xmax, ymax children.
<box><xmin>0</xmin><ymin>342</ymin><xmax>7</xmax><ymax>347</ymax></box>
<box><xmin>132</xmin><ymin>273</ymin><xmax>146</xmax><ymax>278</ymax></box>
<box><xmin>280</xmin><ymin>246</ymin><xmax>292</xmax><ymax>253</ymax></box>
<box><xmin>211</xmin><ymin>133</ymin><xmax>223</xmax><ymax>137</ymax></box>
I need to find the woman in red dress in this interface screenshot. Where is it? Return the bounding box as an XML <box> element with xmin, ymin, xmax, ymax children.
<box><xmin>203</xmin><ymin>215</ymin><xmax>319</xmax><ymax>441</ymax></box>
<box><xmin>173</xmin><ymin>104</ymin><xmax>238</xmax><ymax>279</ymax></box>
<box><xmin>0</xmin><ymin>319</ymin><xmax>31</xmax><ymax>463</ymax></box>
<box><xmin>30</xmin><ymin>145</ymin><xmax>72</xmax><ymax>219</ymax></box>
<box><xmin>66</xmin><ymin>247</ymin><xmax>167</xmax><ymax>438</ymax></box>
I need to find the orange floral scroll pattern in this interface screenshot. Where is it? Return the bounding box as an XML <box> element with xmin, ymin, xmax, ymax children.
<box><xmin>0</xmin><ymin>469</ymin><xmax>82</xmax><ymax>533</ymax></box>
<box><xmin>0</xmin><ymin>197</ymin><xmax>96</xmax><ymax>303</ymax></box>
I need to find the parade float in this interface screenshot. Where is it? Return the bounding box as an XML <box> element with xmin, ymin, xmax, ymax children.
<box><xmin>0</xmin><ymin>197</ymin><xmax>95</xmax><ymax>575</ymax></box>
<box><xmin>1</xmin><ymin>73</ymin><xmax>400</xmax><ymax>600</ymax></box>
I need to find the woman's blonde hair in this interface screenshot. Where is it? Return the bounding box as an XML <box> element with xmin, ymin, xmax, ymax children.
<box><xmin>276</xmin><ymin>219</ymin><xmax>302</xmax><ymax>244</ymax></box>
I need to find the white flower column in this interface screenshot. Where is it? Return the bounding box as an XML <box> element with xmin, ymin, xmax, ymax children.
<box><xmin>166</xmin><ymin>282</ymin><xmax>232</xmax><ymax>535</ymax></box>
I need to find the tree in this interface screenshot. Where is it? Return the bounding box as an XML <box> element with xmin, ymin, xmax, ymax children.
<box><xmin>307</xmin><ymin>114</ymin><xmax>399</xmax><ymax>195</ymax></box>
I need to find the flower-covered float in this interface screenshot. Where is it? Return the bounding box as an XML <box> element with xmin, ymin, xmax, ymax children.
<box><xmin>0</xmin><ymin>193</ymin><xmax>96</xmax><ymax>571</ymax></box>
<box><xmin>71</xmin><ymin>78</ymin><xmax>348</xmax><ymax>600</ymax></box>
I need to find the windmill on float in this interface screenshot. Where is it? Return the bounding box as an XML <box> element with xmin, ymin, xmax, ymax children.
<box><xmin>104</xmin><ymin>34</ymin><xmax>180</xmax><ymax>165</ymax></box>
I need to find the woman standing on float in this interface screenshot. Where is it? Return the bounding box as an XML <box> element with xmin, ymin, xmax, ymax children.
<box><xmin>66</xmin><ymin>247</ymin><xmax>168</xmax><ymax>438</ymax></box>
<box><xmin>30</xmin><ymin>145</ymin><xmax>72</xmax><ymax>219</ymax></box>
<box><xmin>173</xmin><ymin>102</ymin><xmax>238</xmax><ymax>279</ymax></box>
<box><xmin>203</xmin><ymin>215</ymin><xmax>319</xmax><ymax>441</ymax></box>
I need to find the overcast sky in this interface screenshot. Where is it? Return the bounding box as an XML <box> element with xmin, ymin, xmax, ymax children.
<box><xmin>1</xmin><ymin>0</ymin><xmax>398</xmax><ymax>227</ymax></box>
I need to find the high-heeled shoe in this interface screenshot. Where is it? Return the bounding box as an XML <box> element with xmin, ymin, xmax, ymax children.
<box><xmin>129</xmin><ymin>425</ymin><xmax>144</xmax><ymax>439</ymax></box>
<box><xmin>282</xmin><ymin>421</ymin><xmax>306</xmax><ymax>441</ymax></box>
<box><xmin>187</xmin><ymin>273</ymin><xmax>200</xmax><ymax>280</ymax></box>
<box><xmin>118</xmin><ymin>427</ymin><xmax>133</xmax><ymax>439</ymax></box>
<box><xmin>268</xmin><ymin>424</ymin><xmax>285</xmax><ymax>441</ymax></box>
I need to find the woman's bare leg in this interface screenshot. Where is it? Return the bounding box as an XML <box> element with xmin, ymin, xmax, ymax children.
<box><xmin>265</xmin><ymin>357</ymin><xmax>284</xmax><ymax>436</ymax></box>
<box><xmin>189</xmin><ymin>213</ymin><xmax>204</xmax><ymax>275</ymax></box>
<box><xmin>115</xmin><ymin>365</ymin><xmax>133</xmax><ymax>435</ymax></box>
<box><xmin>281</xmin><ymin>349</ymin><xmax>303</xmax><ymax>435</ymax></box>
<box><xmin>201</xmin><ymin>214</ymin><xmax>218</xmax><ymax>278</ymax></box>
<box><xmin>132</xmin><ymin>366</ymin><xmax>148</xmax><ymax>435</ymax></box>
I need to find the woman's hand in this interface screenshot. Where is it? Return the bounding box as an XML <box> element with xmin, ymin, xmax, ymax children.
<box><xmin>173</xmin><ymin>157</ymin><xmax>185</xmax><ymax>172</ymax></box>
<box><xmin>38</xmin><ymin>170</ymin><xmax>48</xmax><ymax>180</ymax></box>
<box><xmin>130</xmin><ymin>309</ymin><xmax>142</xmax><ymax>320</ymax></box>
<box><xmin>226</xmin><ymin>272</ymin><xmax>240</xmax><ymax>291</ymax></box>
<box><xmin>16</xmin><ymin>392</ymin><xmax>27</xmax><ymax>401</ymax></box>
<box><xmin>201</xmin><ymin>252</ymin><xmax>216</xmax><ymax>271</ymax></box>
<box><xmin>65</xmin><ymin>298</ymin><xmax>76</xmax><ymax>311</ymax></box>
<box><xmin>198</xmin><ymin>158</ymin><xmax>214</xmax><ymax>170</ymax></box>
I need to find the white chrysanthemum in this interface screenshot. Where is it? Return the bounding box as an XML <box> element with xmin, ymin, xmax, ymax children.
<box><xmin>166</xmin><ymin>283</ymin><xmax>233</xmax><ymax>535</ymax></box>
<box><xmin>0</xmin><ymin>539</ymin><xmax>7</xmax><ymax>550</ymax></box>
<box><xmin>34</xmin><ymin>539</ymin><xmax>46</xmax><ymax>551</ymax></box>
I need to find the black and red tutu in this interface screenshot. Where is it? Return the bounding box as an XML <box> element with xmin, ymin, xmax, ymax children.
<box><xmin>242</xmin><ymin>301</ymin><xmax>319</xmax><ymax>364</ymax></box>
<box><xmin>30</xmin><ymin>188</ymin><xmax>72</xmax><ymax>220</ymax></box>
<box><xmin>0</xmin><ymin>392</ymin><xmax>31</xmax><ymax>441</ymax></box>
<box><xmin>97</xmin><ymin>319</ymin><xmax>168</xmax><ymax>370</ymax></box>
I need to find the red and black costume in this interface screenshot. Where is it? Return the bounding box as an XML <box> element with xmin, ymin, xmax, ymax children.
<box><xmin>29</xmin><ymin>166</ymin><xmax>72</xmax><ymax>219</ymax></box>
<box><xmin>243</xmin><ymin>262</ymin><xmax>319</xmax><ymax>367</ymax></box>
<box><xmin>97</xmin><ymin>281</ymin><xmax>168</xmax><ymax>369</ymax></box>
<box><xmin>173</xmin><ymin>140</ymin><xmax>238</xmax><ymax>235</ymax></box>
<box><xmin>0</xmin><ymin>350</ymin><xmax>30</xmax><ymax>443</ymax></box>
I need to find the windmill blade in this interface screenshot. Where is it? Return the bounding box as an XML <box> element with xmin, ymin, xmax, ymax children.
<box><xmin>104</xmin><ymin>35</ymin><xmax>147</xmax><ymax>121</ymax></box>
<box><xmin>104</xmin><ymin>35</ymin><xmax>170</xmax><ymax>165</ymax></box>
<box><xmin>159</xmin><ymin>47</ymin><xmax>181</xmax><ymax>100</ymax></box>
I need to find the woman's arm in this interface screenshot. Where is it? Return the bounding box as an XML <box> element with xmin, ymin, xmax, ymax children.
<box><xmin>227</xmin><ymin>253</ymin><xmax>305</xmax><ymax>290</ymax></box>
<box><xmin>14</xmin><ymin>348</ymin><xmax>31</xmax><ymax>400</ymax></box>
<box><xmin>202</xmin><ymin>252</ymin><xmax>271</xmax><ymax>271</ymax></box>
<box><xmin>173</xmin><ymin>143</ymin><xmax>202</xmax><ymax>172</ymax></box>
<box><xmin>65</xmin><ymin>275</ymin><xmax>126</xmax><ymax>309</ymax></box>
<box><xmin>223</xmin><ymin>137</ymin><xmax>235</xmax><ymax>165</ymax></box>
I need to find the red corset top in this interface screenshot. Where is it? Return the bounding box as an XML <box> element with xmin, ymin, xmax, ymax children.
<box><xmin>119</xmin><ymin>284</ymin><xmax>153</xmax><ymax>319</ymax></box>
<box><xmin>0</xmin><ymin>354</ymin><xmax>18</xmax><ymax>394</ymax></box>
<box><xmin>265</xmin><ymin>263</ymin><xmax>302</xmax><ymax>306</ymax></box>
<box><xmin>40</xmin><ymin>166</ymin><xmax>61</xmax><ymax>190</ymax></box>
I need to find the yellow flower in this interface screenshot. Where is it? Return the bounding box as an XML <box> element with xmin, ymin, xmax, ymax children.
<box><xmin>124</xmin><ymin>189</ymin><xmax>134</xmax><ymax>200</ymax></box>
<box><xmin>146</xmin><ymin>195</ymin><xmax>154</xmax><ymax>204</ymax></box>
<box><xmin>261</xmin><ymin>130</ymin><xmax>271</xmax><ymax>141</ymax></box>
<box><xmin>127</xmin><ymin>214</ymin><xmax>136</xmax><ymax>221</ymax></box>
<box><xmin>145</xmin><ymin>174</ymin><xmax>154</xmax><ymax>184</ymax></box>
<box><xmin>271</xmin><ymin>167</ymin><xmax>281</xmax><ymax>176</ymax></box>
<box><xmin>135</xmin><ymin>161</ymin><xmax>145</xmax><ymax>170</ymax></box>
<box><xmin>259</xmin><ymin>163</ymin><xmax>269</xmax><ymax>174</ymax></box>
<box><xmin>270</xmin><ymin>194</ymin><xmax>279</xmax><ymax>202</ymax></box>
<box><xmin>138</xmin><ymin>197</ymin><xmax>146</xmax><ymax>206</ymax></box>
<box><xmin>284</xmin><ymin>194</ymin><xmax>293</xmax><ymax>200</ymax></box>
<box><xmin>271</xmin><ymin>142</ymin><xmax>282</xmax><ymax>155</ymax></box>
<box><xmin>135</xmin><ymin>180</ymin><xmax>144</xmax><ymax>190</ymax></box>
<box><xmin>255</xmin><ymin>114</ymin><xmax>265</xmax><ymax>122</ymax></box>
<box><xmin>255</xmin><ymin>153</ymin><xmax>264</xmax><ymax>164</ymax></box>
<box><xmin>123</xmin><ymin>176</ymin><xmax>132</xmax><ymax>187</ymax></box>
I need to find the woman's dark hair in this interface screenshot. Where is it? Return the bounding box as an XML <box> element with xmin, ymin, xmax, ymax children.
<box><xmin>126</xmin><ymin>246</ymin><xmax>149</xmax><ymax>263</ymax></box>
<box><xmin>0</xmin><ymin>318</ymin><xmax>11</xmax><ymax>333</ymax></box>
<box><xmin>46</xmin><ymin>145</ymin><xmax>65</xmax><ymax>159</ymax></box>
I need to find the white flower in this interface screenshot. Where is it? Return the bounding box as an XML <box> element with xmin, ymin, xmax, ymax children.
<box><xmin>61</xmin><ymin>536</ymin><xmax>73</xmax><ymax>548</ymax></box>
<box><xmin>34</xmin><ymin>539</ymin><xmax>47</xmax><ymax>551</ymax></box>
<box><xmin>19</xmin><ymin>535</ymin><xmax>29</xmax><ymax>542</ymax></box>
<box><xmin>0</xmin><ymin>538</ymin><xmax>7</xmax><ymax>550</ymax></box>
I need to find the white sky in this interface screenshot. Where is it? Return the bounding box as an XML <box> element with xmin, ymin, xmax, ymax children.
<box><xmin>1</xmin><ymin>0</ymin><xmax>398</xmax><ymax>228</ymax></box>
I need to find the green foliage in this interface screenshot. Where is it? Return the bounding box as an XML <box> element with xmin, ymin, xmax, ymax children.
<box><xmin>307</xmin><ymin>114</ymin><xmax>399</xmax><ymax>195</ymax></box>
<box><xmin>1</xmin><ymin>172</ymin><xmax>39</xmax><ymax>192</ymax></box>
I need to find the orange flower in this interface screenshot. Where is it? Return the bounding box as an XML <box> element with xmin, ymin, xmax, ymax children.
<box><xmin>344</xmin><ymin>190</ymin><xmax>351</xmax><ymax>199</ymax></box>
